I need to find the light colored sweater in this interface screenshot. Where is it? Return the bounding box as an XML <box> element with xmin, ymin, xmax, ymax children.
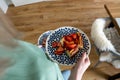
<box><xmin>0</xmin><ymin>40</ymin><xmax>64</xmax><ymax>80</ymax></box>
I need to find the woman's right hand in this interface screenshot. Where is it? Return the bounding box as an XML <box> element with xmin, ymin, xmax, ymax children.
<box><xmin>69</xmin><ymin>52</ymin><xmax>90</xmax><ymax>80</ymax></box>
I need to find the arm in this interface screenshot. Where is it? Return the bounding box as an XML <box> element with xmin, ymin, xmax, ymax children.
<box><xmin>69</xmin><ymin>52</ymin><xmax>90</xmax><ymax>80</ymax></box>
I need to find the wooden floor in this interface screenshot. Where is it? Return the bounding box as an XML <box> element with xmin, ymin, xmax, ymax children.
<box><xmin>7</xmin><ymin>0</ymin><xmax>120</xmax><ymax>80</ymax></box>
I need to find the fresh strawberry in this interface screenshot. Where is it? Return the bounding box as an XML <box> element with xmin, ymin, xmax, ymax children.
<box><xmin>57</xmin><ymin>42</ymin><xmax>62</xmax><ymax>47</ymax></box>
<box><xmin>74</xmin><ymin>39</ymin><xmax>79</xmax><ymax>44</ymax></box>
<box><xmin>52</xmin><ymin>41</ymin><xmax>58</xmax><ymax>48</ymax></box>
<box><xmin>64</xmin><ymin>40</ymin><xmax>74</xmax><ymax>45</ymax></box>
<box><xmin>54</xmin><ymin>46</ymin><xmax>64</xmax><ymax>55</ymax></box>
<box><xmin>54</xmin><ymin>50</ymin><xmax>63</xmax><ymax>55</ymax></box>
<box><xmin>64</xmin><ymin>36</ymin><xmax>73</xmax><ymax>42</ymax></box>
<box><xmin>70</xmin><ymin>33</ymin><xmax>77</xmax><ymax>39</ymax></box>
<box><xmin>66</xmin><ymin>44</ymin><xmax>77</xmax><ymax>49</ymax></box>
<box><xmin>53</xmin><ymin>32</ymin><xmax>83</xmax><ymax>57</ymax></box>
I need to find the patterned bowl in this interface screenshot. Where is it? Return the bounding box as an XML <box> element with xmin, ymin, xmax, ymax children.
<box><xmin>38</xmin><ymin>30</ymin><xmax>53</xmax><ymax>51</ymax></box>
<box><xmin>46</xmin><ymin>26</ymin><xmax>91</xmax><ymax>65</ymax></box>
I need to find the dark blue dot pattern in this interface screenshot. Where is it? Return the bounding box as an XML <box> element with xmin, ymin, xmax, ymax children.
<box><xmin>46</xmin><ymin>27</ymin><xmax>91</xmax><ymax>66</ymax></box>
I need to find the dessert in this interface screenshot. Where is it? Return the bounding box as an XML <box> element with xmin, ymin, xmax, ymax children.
<box><xmin>52</xmin><ymin>32</ymin><xmax>83</xmax><ymax>57</ymax></box>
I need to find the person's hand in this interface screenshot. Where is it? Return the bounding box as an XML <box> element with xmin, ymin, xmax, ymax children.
<box><xmin>74</xmin><ymin>52</ymin><xmax>90</xmax><ymax>74</ymax></box>
<box><xmin>69</xmin><ymin>52</ymin><xmax>90</xmax><ymax>80</ymax></box>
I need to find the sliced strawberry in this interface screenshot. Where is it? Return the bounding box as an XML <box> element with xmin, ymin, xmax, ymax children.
<box><xmin>70</xmin><ymin>33</ymin><xmax>77</xmax><ymax>39</ymax></box>
<box><xmin>64</xmin><ymin>36</ymin><xmax>73</xmax><ymax>42</ymax></box>
<box><xmin>53</xmin><ymin>32</ymin><xmax>83</xmax><ymax>57</ymax></box>
<box><xmin>74</xmin><ymin>39</ymin><xmax>79</xmax><ymax>44</ymax></box>
<box><xmin>52</xmin><ymin>41</ymin><xmax>58</xmax><ymax>48</ymax></box>
<box><xmin>57</xmin><ymin>42</ymin><xmax>62</xmax><ymax>47</ymax></box>
<box><xmin>54</xmin><ymin>51</ymin><xmax>63</xmax><ymax>55</ymax></box>
<box><xmin>66</xmin><ymin>44</ymin><xmax>77</xmax><ymax>49</ymax></box>
<box><xmin>64</xmin><ymin>40</ymin><xmax>74</xmax><ymax>45</ymax></box>
<box><xmin>54</xmin><ymin>46</ymin><xmax>64</xmax><ymax>55</ymax></box>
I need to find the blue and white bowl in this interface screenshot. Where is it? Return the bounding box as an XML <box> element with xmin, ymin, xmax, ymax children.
<box><xmin>46</xmin><ymin>26</ymin><xmax>91</xmax><ymax>66</ymax></box>
<box><xmin>38</xmin><ymin>30</ymin><xmax>53</xmax><ymax>51</ymax></box>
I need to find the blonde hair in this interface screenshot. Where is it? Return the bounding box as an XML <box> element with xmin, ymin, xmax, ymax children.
<box><xmin>0</xmin><ymin>9</ymin><xmax>22</xmax><ymax>48</ymax></box>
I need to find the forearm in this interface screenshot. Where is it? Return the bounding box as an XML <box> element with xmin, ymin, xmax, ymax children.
<box><xmin>69</xmin><ymin>74</ymin><xmax>83</xmax><ymax>80</ymax></box>
<box><xmin>68</xmin><ymin>53</ymin><xmax>90</xmax><ymax>80</ymax></box>
<box><xmin>68</xmin><ymin>69</ymin><xmax>83</xmax><ymax>80</ymax></box>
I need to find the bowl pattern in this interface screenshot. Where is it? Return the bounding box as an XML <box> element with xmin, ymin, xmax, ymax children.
<box><xmin>46</xmin><ymin>27</ymin><xmax>91</xmax><ymax>65</ymax></box>
<box><xmin>38</xmin><ymin>30</ymin><xmax>53</xmax><ymax>51</ymax></box>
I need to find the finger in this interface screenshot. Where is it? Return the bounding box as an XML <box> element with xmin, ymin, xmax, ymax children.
<box><xmin>77</xmin><ymin>52</ymin><xmax>86</xmax><ymax>65</ymax></box>
<box><xmin>85</xmin><ymin>57</ymin><xmax>91</xmax><ymax>65</ymax></box>
<box><xmin>81</xmin><ymin>52</ymin><xmax>87</xmax><ymax>61</ymax></box>
<box><xmin>85</xmin><ymin>57</ymin><xmax>89</xmax><ymax>62</ymax></box>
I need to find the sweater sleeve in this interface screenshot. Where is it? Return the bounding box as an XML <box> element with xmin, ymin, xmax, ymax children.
<box><xmin>0</xmin><ymin>40</ymin><xmax>64</xmax><ymax>80</ymax></box>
